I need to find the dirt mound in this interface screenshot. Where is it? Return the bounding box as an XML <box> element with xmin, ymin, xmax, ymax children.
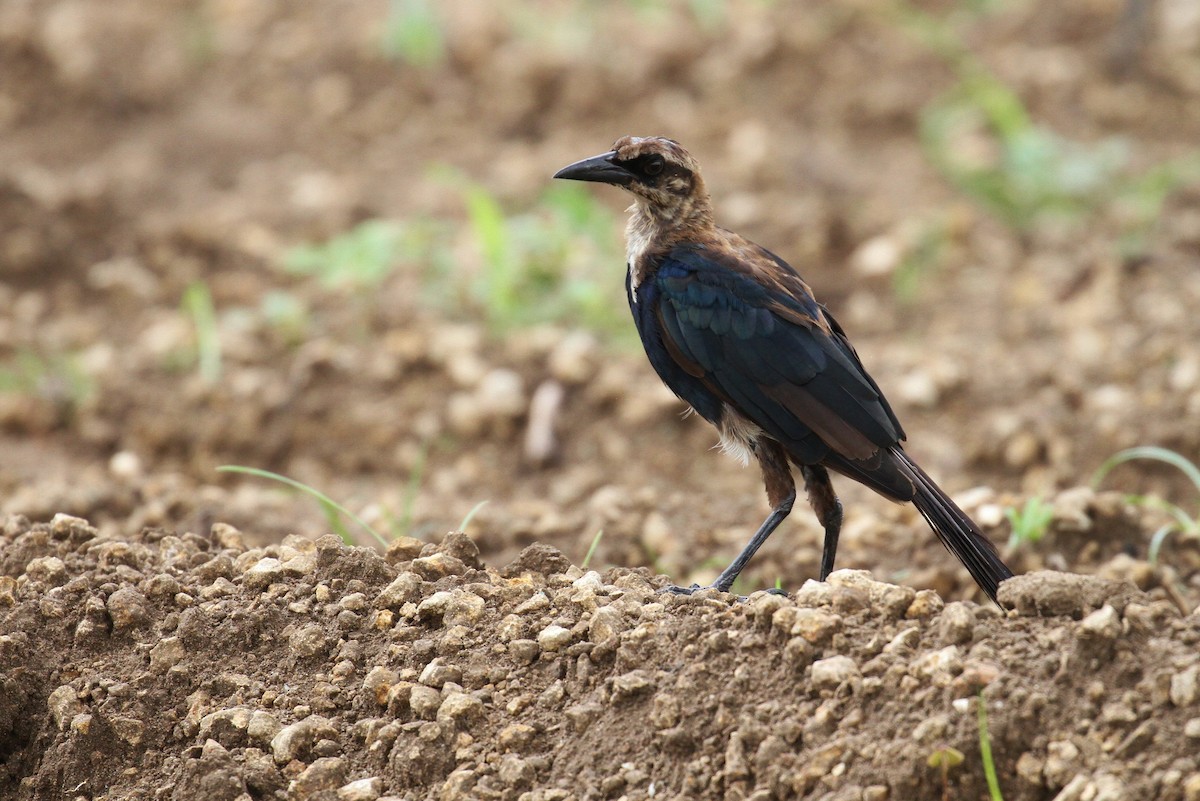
<box><xmin>4</xmin><ymin>1</ymin><xmax>1200</xmax><ymax>799</ymax></box>
<box><xmin>3</xmin><ymin>513</ymin><xmax>1198</xmax><ymax>800</ymax></box>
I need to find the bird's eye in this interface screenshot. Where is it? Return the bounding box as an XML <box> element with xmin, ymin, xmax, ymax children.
<box><xmin>643</xmin><ymin>155</ymin><xmax>665</xmax><ymax>176</ymax></box>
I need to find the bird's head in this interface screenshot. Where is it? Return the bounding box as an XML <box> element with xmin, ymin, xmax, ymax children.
<box><xmin>554</xmin><ymin>136</ymin><xmax>710</xmax><ymax>227</ymax></box>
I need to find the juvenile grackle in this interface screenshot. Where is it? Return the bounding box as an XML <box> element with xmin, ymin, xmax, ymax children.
<box><xmin>554</xmin><ymin>136</ymin><xmax>1013</xmax><ymax>604</ymax></box>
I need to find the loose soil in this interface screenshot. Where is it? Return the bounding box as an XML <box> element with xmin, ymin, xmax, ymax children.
<box><xmin>2</xmin><ymin>1</ymin><xmax>1200</xmax><ymax>799</ymax></box>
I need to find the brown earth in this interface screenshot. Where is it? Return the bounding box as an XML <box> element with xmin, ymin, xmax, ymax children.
<box><xmin>2</xmin><ymin>0</ymin><xmax>1200</xmax><ymax>799</ymax></box>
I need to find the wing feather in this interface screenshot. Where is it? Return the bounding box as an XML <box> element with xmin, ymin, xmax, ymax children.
<box><xmin>651</xmin><ymin>242</ymin><xmax>904</xmax><ymax>467</ymax></box>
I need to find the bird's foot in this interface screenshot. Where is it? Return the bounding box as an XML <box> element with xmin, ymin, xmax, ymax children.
<box><xmin>659</xmin><ymin>583</ymin><xmax>787</xmax><ymax>600</ymax></box>
<box><xmin>660</xmin><ymin>582</ymin><xmax>705</xmax><ymax>596</ymax></box>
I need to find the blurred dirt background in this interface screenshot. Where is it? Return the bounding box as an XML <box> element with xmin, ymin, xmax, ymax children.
<box><xmin>2</xmin><ymin>0</ymin><xmax>1200</xmax><ymax>799</ymax></box>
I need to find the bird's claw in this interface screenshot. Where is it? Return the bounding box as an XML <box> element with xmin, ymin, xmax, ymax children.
<box><xmin>659</xmin><ymin>583</ymin><xmax>788</xmax><ymax>601</ymax></box>
<box><xmin>660</xmin><ymin>583</ymin><xmax>705</xmax><ymax>596</ymax></box>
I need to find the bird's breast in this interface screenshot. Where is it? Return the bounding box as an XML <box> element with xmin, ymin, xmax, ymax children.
<box><xmin>716</xmin><ymin>405</ymin><xmax>764</xmax><ymax>467</ymax></box>
<box><xmin>624</xmin><ymin>211</ymin><xmax>657</xmax><ymax>299</ymax></box>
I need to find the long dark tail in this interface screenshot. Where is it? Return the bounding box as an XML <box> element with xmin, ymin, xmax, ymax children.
<box><xmin>892</xmin><ymin>448</ymin><xmax>1013</xmax><ymax>605</ymax></box>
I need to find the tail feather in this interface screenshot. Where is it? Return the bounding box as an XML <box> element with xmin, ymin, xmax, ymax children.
<box><xmin>892</xmin><ymin>447</ymin><xmax>1013</xmax><ymax>605</ymax></box>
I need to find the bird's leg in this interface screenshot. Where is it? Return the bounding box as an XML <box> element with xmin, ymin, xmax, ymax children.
<box><xmin>665</xmin><ymin>440</ymin><xmax>795</xmax><ymax>596</ymax></box>
<box><xmin>800</xmin><ymin>465</ymin><xmax>843</xmax><ymax>581</ymax></box>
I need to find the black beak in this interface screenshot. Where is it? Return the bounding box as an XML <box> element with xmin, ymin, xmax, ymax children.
<box><xmin>553</xmin><ymin>150</ymin><xmax>633</xmax><ymax>186</ymax></box>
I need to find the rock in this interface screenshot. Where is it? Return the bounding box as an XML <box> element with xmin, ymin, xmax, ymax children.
<box><xmin>548</xmin><ymin>330</ymin><xmax>597</xmax><ymax>384</ymax></box>
<box><xmin>1185</xmin><ymin>718</ymin><xmax>1200</xmax><ymax>740</ymax></box>
<box><xmin>612</xmin><ymin>670</ymin><xmax>656</xmax><ymax>701</ymax></box>
<box><xmin>416</xmin><ymin>591</ymin><xmax>454</xmax><ymax>622</ymax></box>
<box><xmin>998</xmin><ymin>571</ymin><xmax>1139</xmax><ymax>617</ymax></box>
<box><xmin>150</xmin><ymin>637</ymin><xmax>186</xmax><ymax>672</ymax></box>
<box><xmin>291</xmin><ymin>757</ymin><xmax>347</xmax><ymax>798</ymax></box>
<box><xmin>199</xmin><ymin>707</ymin><xmax>252</xmax><ymax>746</ymax></box>
<box><xmin>24</xmin><ymin>556</ymin><xmax>68</xmax><ymax>585</ymax></box>
<box><xmin>437</xmin><ymin>692</ymin><xmax>484</xmax><ymax>729</ymax></box>
<box><xmin>106</xmin><ymin>587</ymin><xmax>149</xmax><ymax>630</ymax></box>
<box><xmin>588</xmin><ymin>606</ymin><xmax>626</xmax><ymax>643</ymax></box>
<box><xmin>1185</xmin><ymin>773</ymin><xmax>1200</xmax><ymax>801</ymax></box>
<box><xmin>247</xmin><ymin>711</ymin><xmax>281</xmax><ymax>745</ymax></box>
<box><xmin>537</xmin><ymin>625</ymin><xmax>572</xmax><ymax>652</ymax></box>
<box><xmin>409</xmin><ymin>685</ymin><xmax>442</xmax><ymax>719</ymax></box>
<box><xmin>50</xmin><ymin>513</ymin><xmax>97</xmax><ymax>542</ymax></box>
<box><xmin>436</xmin><ymin>531</ymin><xmax>482</xmax><ymax>569</ymax></box>
<box><xmin>498</xmin><ymin>723</ymin><xmax>537</xmax><ymax>752</ymax></box>
<box><xmin>1043</xmin><ymin>739</ymin><xmax>1081</xmax><ymax>789</ymax></box>
<box><xmin>270</xmin><ymin>715</ymin><xmax>339</xmax><ymax>764</ymax></box>
<box><xmin>1052</xmin><ymin>487</ymin><xmax>1095</xmax><ymax>532</ymax></box>
<box><xmin>384</xmin><ymin>537</ymin><xmax>425</xmax><ymax>564</ymax></box>
<box><xmin>1078</xmin><ymin>605</ymin><xmax>1121</xmax><ymax>641</ymax></box>
<box><xmin>502</xmin><ymin>543</ymin><xmax>573</xmax><ymax>577</ymax></box>
<box><xmin>883</xmin><ymin>627</ymin><xmax>920</xmax><ymax>653</ymax></box>
<box><xmin>508</xmin><ymin>640</ymin><xmax>540</xmax><ymax>664</ymax></box>
<box><xmin>497</xmin><ymin>754</ymin><xmax>535</xmax><ymax>789</ymax></box>
<box><xmin>906</xmin><ymin>590</ymin><xmax>944</xmax><ymax>618</ymax></box>
<box><xmin>419</xmin><ymin>659</ymin><xmax>463</xmax><ymax>689</ymax></box>
<box><xmin>377</xmin><ymin>573</ymin><xmax>423</xmax><ymax>608</ymax></box>
<box><xmin>443</xmin><ymin>590</ymin><xmax>485</xmax><ymax>625</ymax></box>
<box><xmin>440</xmin><ymin>768</ymin><xmax>478</xmax><ymax>800</ymax></box>
<box><xmin>409</xmin><ymin>553</ymin><xmax>467</xmax><ymax>580</ymax></box>
<box><xmin>789</xmin><ymin>608</ymin><xmax>841</xmax><ymax>643</ymax></box>
<box><xmin>1172</xmin><ymin>666</ymin><xmax>1199</xmax><ymax>707</ymax></box>
<box><xmin>48</xmin><ymin>685</ymin><xmax>82</xmax><ymax>730</ymax></box>
<box><xmin>111</xmin><ymin>715</ymin><xmax>144</xmax><ymax>746</ymax></box>
<box><xmin>362</xmin><ymin>667</ymin><xmax>399</xmax><ymax>705</ymax></box>
<box><xmin>938</xmin><ymin>602</ymin><xmax>974</xmax><ymax>645</ymax></box>
<box><xmin>811</xmin><ymin>656</ymin><xmax>860</xmax><ymax>689</ymax></box>
<box><xmin>477</xmin><ymin>368</ymin><xmax>525</xmax><ymax>418</ymax></box>
<box><xmin>243</xmin><ymin>557</ymin><xmax>283</xmax><ymax>590</ymax></box>
<box><xmin>913</xmin><ymin>646</ymin><xmax>962</xmax><ymax>683</ymax></box>
<box><xmin>565</xmin><ymin>703</ymin><xmax>602</xmax><ymax>733</ymax></box>
<box><xmin>749</xmin><ymin>591</ymin><xmax>789</xmax><ymax>627</ymax></box>
<box><xmin>338</xmin><ymin>777</ymin><xmax>382</xmax><ymax>801</ymax></box>
<box><xmin>289</xmin><ymin>623</ymin><xmax>328</xmax><ymax>658</ymax></box>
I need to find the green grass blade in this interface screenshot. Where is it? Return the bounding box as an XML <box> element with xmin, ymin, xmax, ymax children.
<box><xmin>581</xmin><ymin>529</ymin><xmax>604</xmax><ymax>570</ymax></box>
<box><xmin>397</xmin><ymin>440</ymin><xmax>429</xmax><ymax>538</ymax></box>
<box><xmin>1092</xmin><ymin>446</ymin><xmax>1200</xmax><ymax>494</ymax></box>
<box><xmin>978</xmin><ymin>693</ymin><xmax>1004</xmax><ymax>801</ymax></box>
<box><xmin>216</xmin><ymin>465</ymin><xmax>387</xmax><ymax>546</ymax></box>
<box><xmin>457</xmin><ymin>500</ymin><xmax>488</xmax><ymax>532</ymax></box>
<box><xmin>183</xmin><ymin>282</ymin><xmax>221</xmax><ymax>385</ymax></box>
<box><xmin>1147</xmin><ymin>523</ymin><xmax>1177</xmax><ymax>566</ymax></box>
<box><xmin>1122</xmin><ymin>495</ymin><xmax>1197</xmax><ymax>532</ymax></box>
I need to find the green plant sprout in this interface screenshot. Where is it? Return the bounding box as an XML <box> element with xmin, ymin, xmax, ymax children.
<box><xmin>1005</xmin><ymin>496</ymin><xmax>1054</xmax><ymax>550</ymax></box>
<box><xmin>927</xmin><ymin>745</ymin><xmax>964</xmax><ymax>801</ymax></box>
<box><xmin>978</xmin><ymin>693</ymin><xmax>1004</xmax><ymax>801</ymax></box>
<box><xmin>0</xmin><ymin>350</ymin><xmax>91</xmax><ymax>406</ymax></box>
<box><xmin>259</xmin><ymin>290</ymin><xmax>311</xmax><ymax>347</ymax></box>
<box><xmin>892</xmin><ymin>218</ymin><xmax>950</xmax><ymax>303</ymax></box>
<box><xmin>283</xmin><ymin>220</ymin><xmax>412</xmax><ymax>291</ymax></box>
<box><xmin>457</xmin><ymin>500</ymin><xmax>489</xmax><ymax>532</ymax></box>
<box><xmin>896</xmin><ymin>1</ymin><xmax>1199</xmax><ymax>237</ymax></box>
<box><xmin>581</xmin><ymin>529</ymin><xmax>605</xmax><ymax>570</ymax></box>
<box><xmin>381</xmin><ymin>0</ymin><xmax>445</xmax><ymax>67</ymax></box>
<box><xmin>1092</xmin><ymin>446</ymin><xmax>1200</xmax><ymax>565</ymax></box>
<box><xmin>397</xmin><ymin>440</ymin><xmax>429</xmax><ymax>539</ymax></box>
<box><xmin>282</xmin><ymin>179</ymin><xmax>630</xmax><ymax>342</ymax></box>
<box><xmin>455</xmin><ymin>180</ymin><xmax>628</xmax><ymax>337</ymax></box>
<box><xmin>182</xmin><ymin>282</ymin><xmax>221</xmax><ymax>385</ymax></box>
<box><xmin>217</xmin><ymin>465</ymin><xmax>387</xmax><ymax>547</ymax></box>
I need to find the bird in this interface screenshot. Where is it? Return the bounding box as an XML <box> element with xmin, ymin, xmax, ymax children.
<box><xmin>553</xmin><ymin>135</ymin><xmax>1013</xmax><ymax>604</ymax></box>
